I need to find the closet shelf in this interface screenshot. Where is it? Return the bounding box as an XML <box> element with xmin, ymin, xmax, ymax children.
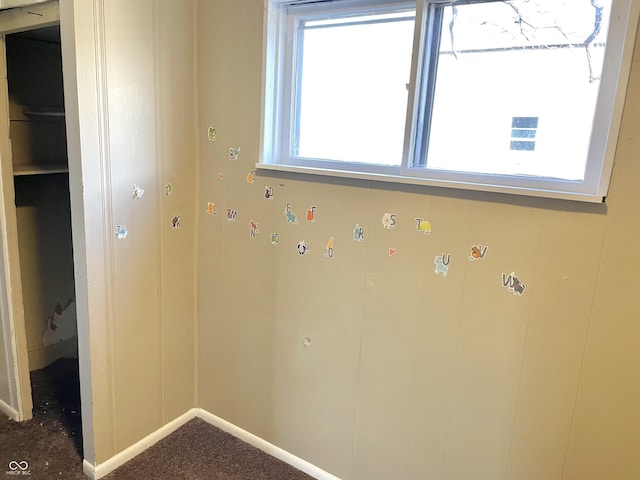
<box><xmin>13</xmin><ymin>164</ymin><xmax>68</xmax><ymax>176</ymax></box>
<box><xmin>23</xmin><ymin>109</ymin><xmax>65</xmax><ymax>118</ymax></box>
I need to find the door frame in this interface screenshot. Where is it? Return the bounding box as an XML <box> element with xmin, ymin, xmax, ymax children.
<box><xmin>0</xmin><ymin>0</ymin><xmax>62</xmax><ymax>424</ymax></box>
<box><xmin>0</xmin><ymin>0</ymin><xmax>100</xmax><ymax>466</ymax></box>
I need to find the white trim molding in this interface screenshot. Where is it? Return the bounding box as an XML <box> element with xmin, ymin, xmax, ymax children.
<box><xmin>84</xmin><ymin>409</ymin><xmax>199</xmax><ymax>479</ymax></box>
<box><xmin>0</xmin><ymin>396</ymin><xmax>19</xmax><ymax>421</ymax></box>
<box><xmin>83</xmin><ymin>408</ymin><xmax>342</xmax><ymax>480</ymax></box>
<box><xmin>196</xmin><ymin>409</ymin><xmax>342</xmax><ymax>480</ymax></box>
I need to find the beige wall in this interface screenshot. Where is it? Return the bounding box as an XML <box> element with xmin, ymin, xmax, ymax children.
<box><xmin>196</xmin><ymin>1</ymin><xmax>640</xmax><ymax>479</ymax></box>
<box><xmin>62</xmin><ymin>0</ymin><xmax>197</xmax><ymax>465</ymax></box>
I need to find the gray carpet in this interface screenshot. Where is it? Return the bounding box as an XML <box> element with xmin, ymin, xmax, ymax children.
<box><xmin>0</xmin><ymin>360</ymin><xmax>314</xmax><ymax>479</ymax></box>
<box><xmin>0</xmin><ymin>358</ymin><xmax>84</xmax><ymax>478</ymax></box>
<box><xmin>103</xmin><ymin>418</ymin><xmax>315</xmax><ymax>480</ymax></box>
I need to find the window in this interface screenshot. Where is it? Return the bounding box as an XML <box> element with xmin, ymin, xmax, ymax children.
<box><xmin>260</xmin><ymin>0</ymin><xmax>639</xmax><ymax>202</ymax></box>
<box><xmin>510</xmin><ymin>117</ymin><xmax>538</xmax><ymax>152</ymax></box>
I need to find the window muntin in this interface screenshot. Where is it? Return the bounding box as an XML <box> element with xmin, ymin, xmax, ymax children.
<box><xmin>262</xmin><ymin>0</ymin><xmax>637</xmax><ymax>202</ymax></box>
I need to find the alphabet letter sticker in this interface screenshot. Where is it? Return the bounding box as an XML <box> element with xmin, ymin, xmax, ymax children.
<box><xmin>226</xmin><ymin>208</ymin><xmax>238</xmax><ymax>222</ymax></box>
<box><xmin>434</xmin><ymin>253</ymin><xmax>451</xmax><ymax>276</ymax></box>
<box><xmin>306</xmin><ymin>206</ymin><xmax>317</xmax><ymax>223</ymax></box>
<box><xmin>382</xmin><ymin>213</ymin><xmax>396</xmax><ymax>229</ymax></box>
<box><xmin>284</xmin><ymin>203</ymin><xmax>298</xmax><ymax>224</ymax></box>
<box><xmin>469</xmin><ymin>245</ymin><xmax>488</xmax><ymax>261</ymax></box>
<box><xmin>325</xmin><ymin>236</ymin><xmax>334</xmax><ymax>258</ymax></box>
<box><xmin>208</xmin><ymin>124</ymin><xmax>217</xmax><ymax>141</ymax></box>
<box><xmin>116</xmin><ymin>225</ymin><xmax>128</xmax><ymax>239</ymax></box>
<box><xmin>415</xmin><ymin>218</ymin><xmax>432</xmax><ymax>235</ymax></box>
<box><xmin>229</xmin><ymin>147</ymin><xmax>241</xmax><ymax>160</ymax></box>
<box><xmin>250</xmin><ymin>220</ymin><xmax>259</xmax><ymax>239</ymax></box>
<box><xmin>502</xmin><ymin>272</ymin><xmax>526</xmax><ymax>296</ymax></box>
<box><xmin>132</xmin><ymin>184</ymin><xmax>145</xmax><ymax>199</ymax></box>
<box><xmin>265</xmin><ymin>186</ymin><xmax>274</xmax><ymax>199</ymax></box>
<box><xmin>297</xmin><ymin>240</ymin><xmax>310</xmax><ymax>256</ymax></box>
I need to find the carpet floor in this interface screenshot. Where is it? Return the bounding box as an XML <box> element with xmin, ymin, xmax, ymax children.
<box><xmin>103</xmin><ymin>418</ymin><xmax>315</xmax><ymax>480</ymax></box>
<box><xmin>0</xmin><ymin>358</ymin><xmax>84</xmax><ymax>478</ymax></box>
<box><xmin>0</xmin><ymin>359</ymin><xmax>315</xmax><ymax>480</ymax></box>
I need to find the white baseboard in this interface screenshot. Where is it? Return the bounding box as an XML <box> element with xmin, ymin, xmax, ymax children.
<box><xmin>0</xmin><ymin>396</ymin><xmax>19</xmax><ymax>421</ymax></box>
<box><xmin>84</xmin><ymin>408</ymin><xmax>199</xmax><ymax>479</ymax></box>
<box><xmin>82</xmin><ymin>407</ymin><xmax>341</xmax><ymax>480</ymax></box>
<box><xmin>195</xmin><ymin>409</ymin><xmax>342</xmax><ymax>480</ymax></box>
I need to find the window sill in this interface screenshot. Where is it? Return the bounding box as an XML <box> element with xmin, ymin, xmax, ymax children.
<box><xmin>255</xmin><ymin>163</ymin><xmax>606</xmax><ymax>204</ymax></box>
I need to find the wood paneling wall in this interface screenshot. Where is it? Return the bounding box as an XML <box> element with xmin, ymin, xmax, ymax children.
<box><xmin>196</xmin><ymin>2</ymin><xmax>640</xmax><ymax>479</ymax></box>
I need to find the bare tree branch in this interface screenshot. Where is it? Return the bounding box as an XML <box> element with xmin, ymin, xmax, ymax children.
<box><xmin>585</xmin><ymin>0</ymin><xmax>604</xmax><ymax>82</ymax></box>
<box><xmin>449</xmin><ymin>6</ymin><xmax>458</xmax><ymax>59</ymax></box>
<box><xmin>503</xmin><ymin>2</ymin><xmax>533</xmax><ymax>41</ymax></box>
<box><xmin>448</xmin><ymin>0</ymin><xmax>604</xmax><ymax>83</ymax></box>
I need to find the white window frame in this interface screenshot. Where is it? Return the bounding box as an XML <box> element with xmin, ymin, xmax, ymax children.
<box><xmin>259</xmin><ymin>0</ymin><xmax>640</xmax><ymax>203</ymax></box>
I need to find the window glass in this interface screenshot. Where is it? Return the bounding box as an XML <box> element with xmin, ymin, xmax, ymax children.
<box><xmin>425</xmin><ymin>0</ymin><xmax>611</xmax><ymax>180</ymax></box>
<box><xmin>294</xmin><ymin>9</ymin><xmax>415</xmax><ymax>165</ymax></box>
